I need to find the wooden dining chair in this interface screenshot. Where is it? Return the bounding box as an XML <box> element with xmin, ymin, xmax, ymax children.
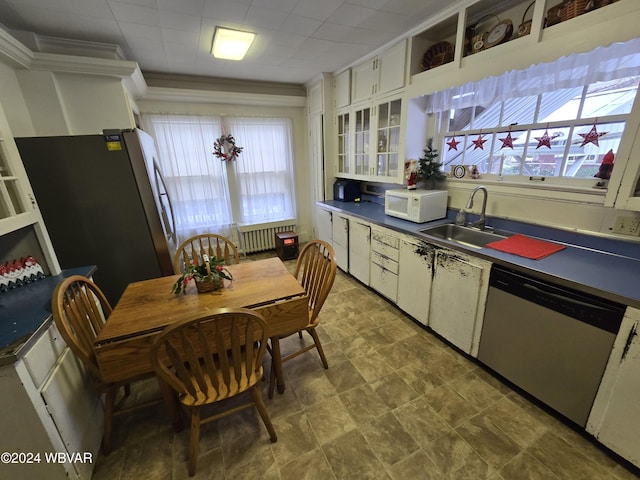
<box><xmin>150</xmin><ymin>307</ymin><xmax>277</xmax><ymax>477</ymax></box>
<box><xmin>51</xmin><ymin>275</ymin><xmax>157</xmax><ymax>455</ymax></box>
<box><xmin>173</xmin><ymin>233</ymin><xmax>240</xmax><ymax>274</ymax></box>
<box><xmin>268</xmin><ymin>239</ymin><xmax>337</xmax><ymax>398</ymax></box>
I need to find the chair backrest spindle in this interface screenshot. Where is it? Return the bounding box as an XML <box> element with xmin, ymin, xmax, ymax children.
<box><xmin>173</xmin><ymin>234</ymin><xmax>240</xmax><ymax>274</ymax></box>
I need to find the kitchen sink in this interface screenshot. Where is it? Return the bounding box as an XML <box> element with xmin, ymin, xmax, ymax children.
<box><xmin>419</xmin><ymin>223</ymin><xmax>509</xmax><ymax>249</ymax></box>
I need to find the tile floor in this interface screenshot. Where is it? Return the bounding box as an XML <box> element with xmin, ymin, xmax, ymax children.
<box><xmin>92</xmin><ymin>252</ymin><xmax>639</xmax><ymax>480</ymax></box>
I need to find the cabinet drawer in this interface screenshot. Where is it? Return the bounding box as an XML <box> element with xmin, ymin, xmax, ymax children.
<box><xmin>371</xmin><ymin>251</ymin><xmax>399</xmax><ymax>274</ymax></box>
<box><xmin>370</xmin><ymin>262</ymin><xmax>398</xmax><ymax>302</ymax></box>
<box><xmin>23</xmin><ymin>322</ymin><xmax>68</xmax><ymax>388</ymax></box>
<box><xmin>332</xmin><ymin>215</ymin><xmax>349</xmax><ymax>247</ymax></box>
<box><xmin>371</xmin><ymin>229</ymin><xmax>400</xmax><ymax>249</ymax></box>
<box><xmin>371</xmin><ymin>240</ymin><xmax>400</xmax><ymax>262</ymax></box>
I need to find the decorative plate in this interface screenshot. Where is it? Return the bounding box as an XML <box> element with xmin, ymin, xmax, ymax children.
<box><xmin>484</xmin><ymin>19</ymin><xmax>513</xmax><ymax>49</ymax></box>
<box><xmin>453</xmin><ymin>165</ymin><xmax>467</xmax><ymax>178</ymax></box>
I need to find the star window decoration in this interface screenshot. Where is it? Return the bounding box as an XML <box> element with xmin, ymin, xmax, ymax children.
<box><xmin>499</xmin><ymin>127</ymin><xmax>514</xmax><ymax>149</ymax></box>
<box><xmin>447</xmin><ymin>136</ymin><xmax>461</xmax><ymax>151</ymax></box>
<box><xmin>472</xmin><ymin>134</ymin><xmax>487</xmax><ymax>150</ymax></box>
<box><xmin>579</xmin><ymin>122</ymin><xmax>607</xmax><ymax>147</ymax></box>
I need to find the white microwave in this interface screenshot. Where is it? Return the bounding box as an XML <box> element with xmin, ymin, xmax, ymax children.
<box><xmin>384</xmin><ymin>189</ymin><xmax>448</xmax><ymax>223</ymax></box>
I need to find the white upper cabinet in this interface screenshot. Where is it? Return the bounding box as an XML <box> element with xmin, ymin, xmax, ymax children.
<box><xmin>377</xmin><ymin>41</ymin><xmax>407</xmax><ymax>96</ymax></box>
<box><xmin>307</xmin><ymin>80</ymin><xmax>323</xmax><ymax>115</ymax></box>
<box><xmin>351</xmin><ymin>40</ymin><xmax>407</xmax><ymax>104</ymax></box>
<box><xmin>336</xmin><ymin>93</ymin><xmax>406</xmax><ymax>184</ymax></box>
<box><xmin>334</xmin><ymin>70</ymin><xmax>351</xmax><ymax>109</ymax></box>
<box><xmin>351</xmin><ymin>60</ymin><xmax>377</xmax><ymax>105</ymax></box>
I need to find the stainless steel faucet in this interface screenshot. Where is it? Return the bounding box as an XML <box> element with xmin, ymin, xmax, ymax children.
<box><xmin>465</xmin><ymin>185</ymin><xmax>488</xmax><ymax>230</ymax></box>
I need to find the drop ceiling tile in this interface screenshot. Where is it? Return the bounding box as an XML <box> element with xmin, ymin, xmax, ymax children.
<box><xmin>161</xmin><ymin>28</ymin><xmax>200</xmax><ymax>45</ymax></box>
<box><xmin>118</xmin><ymin>22</ymin><xmax>163</xmax><ymax>42</ymax></box>
<box><xmin>244</xmin><ymin>5</ymin><xmax>287</xmax><ymax>30</ymax></box>
<box><xmin>158</xmin><ymin>10</ymin><xmax>202</xmax><ymax>31</ymax></box>
<box><xmin>107</xmin><ymin>0</ymin><xmax>155</xmax><ymax>7</ymax></box>
<box><xmin>310</xmin><ymin>22</ymin><xmax>352</xmax><ymax>42</ymax></box>
<box><xmin>279</xmin><ymin>14</ymin><xmax>322</xmax><ymax>37</ymax></box>
<box><xmin>357</xmin><ymin>10</ymin><xmax>415</xmax><ymax>33</ymax></box>
<box><xmin>202</xmin><ymin>1</ymin><xmax>249</xmax><ymax>23</ymax></box>
<box><xmin>108</xmin><ymin>1</ymin><xmax>160</xmax><ymax>26</ymax></box>
<box><xmin>250</xmin><ymin>0</ymin><xmax>298</xmax><ymax>13</ymax></box>
<box><xmin>156</xmin><ymin>0</ymin><xmax>204</xmax><ymax>16</ymax></box>
<box><xmin>291</xmin><ymin>0</ymin><xmax>342</xmax><ymax>22</ymax></box>
<box><xmin>65</xmin><ymin>0</ymin><xmax>114</xmax><ymax>18</ymax></box>
<box><xmin>326</xmin><ymin>3</ymin><xmax>375</xmax><ymax>28</ymax></box>
<box><xmin>124</xmin><ymin>36</ymin><xmax>160</xmax><ymax>52</ymax></box>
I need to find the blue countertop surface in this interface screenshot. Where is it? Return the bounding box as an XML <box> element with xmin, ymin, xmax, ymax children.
<box><xmin>0</xmin><ymin>265</ymin><xmax>96</xmax><ymax>363</ymax></box>
<box><xmin>320</xmin><ymin>200</ymin><xmax>640</xmax><ymax>308</ymax></box>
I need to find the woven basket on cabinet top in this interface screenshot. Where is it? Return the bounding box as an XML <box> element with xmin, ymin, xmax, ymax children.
<box><xmin>560</xmin><ymin>0</ymin><xmax>592</xmax><ymax>21</ymax></box>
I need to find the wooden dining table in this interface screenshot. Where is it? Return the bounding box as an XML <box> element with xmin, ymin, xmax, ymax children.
<box><xmin>94</xmin><ymin>257</ymin><xmax>308</xmax><ymax>426</ymax></box>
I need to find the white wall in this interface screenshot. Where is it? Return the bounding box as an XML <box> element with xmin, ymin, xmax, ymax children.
<box><xmin>0</xmin><ymin>62</ymin><xmax>34</xmax><ymax>137</ymax></box>
<box><xmin>0</xmin><ymin>68</ymin><xmax>135</xmax><ymax>137</ymax></box>
<box><xmin>54</xmin><ymin>73</ymin><xmax>134</xmax><ymax>134</ymax></box>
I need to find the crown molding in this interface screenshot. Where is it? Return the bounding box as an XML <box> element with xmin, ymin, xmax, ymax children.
<box><xmin>143</xmin><ymin>72</ymin><xmax>305</xmax><ymax>97</ymax></box>
<box><xmin>0</xmin><ymin>27</ymin><xmax>148</xmax><ymax>96</ymax></box>
<box><xmin>0</xmin><ymin>27</ymin><xmax>34</xmax><ymax>68</ymax></box>
<box><xmin>141</xmin><ymin>86</ymin><xmax>306</xmax><ymax>107</ymax></box>
<box><xmin>29</xmin><ymin>52</ymin><xmax>138</xmax><ymax>77</ymax></box>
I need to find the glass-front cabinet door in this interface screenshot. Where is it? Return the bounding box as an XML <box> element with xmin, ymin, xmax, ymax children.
<box><xmin>337</xmin><ymin>111</ymin><xmax>350</xmax><ymax>175</ymax></box>
<box><xmin>0</xmin><ymin>136</ymin><xmax>28</xmax><ymax>225</ymax></box>
<box><xmin>375</xmin><ymin>98</ymin><xmax>402</xmax><ymax>179</ymax></box>
<box><xmin>354</xmin><ymin>106</ymin><xmax>371</xmax><ymax>176</ymax></box>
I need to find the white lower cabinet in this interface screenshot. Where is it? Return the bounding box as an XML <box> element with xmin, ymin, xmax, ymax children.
<box><xmin>587</xmin><ymin>306</ymin><xmax>640</xmax><ymax>468</ymax></box>
<box><xmin>317</xmin><ymin>207</ymin><xmax>333</xmax><ymax>245</ymax></box>
<box><xmin>370</xmin><ymin>227</ymin><xmax>400</xmax><ymax>302</ymax></box>
<box><xmin>0</xmin><ymin>322</ymin><xmax>102</xmax><ymax>480</ymax></box>
<box><xmin>428</xmin><ymin>248</ymin><xmax>491</xmax><ymax>356</ymax></box>
<box><xmin>397</xmin><ymin>237</ymin><xmax>434</xmax><ymax>326</ymax></box>
<box><xmin>349</xmin><ymin>219</ymin><xmax>371</xmax><ymax>285</ymax></box>
<box><xmin>331</xmin><ymin>213</ymin><xmax>349</xmax><ymax>271</ymax></box>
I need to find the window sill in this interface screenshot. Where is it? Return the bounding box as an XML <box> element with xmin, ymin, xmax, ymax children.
<box><xmin>446</xmin><ymin>177</ymin><xmax>607</xmax><ymax>204</ymax></box>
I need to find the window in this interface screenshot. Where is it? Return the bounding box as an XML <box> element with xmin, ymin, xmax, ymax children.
<box><xmin>441</xmin><ymin>77</ymin><xmax>637</xmax><ymax>181</ymax></box>
<box><xmin>428</xmin><ymin>37</ymin><xmax>640</xmax><ymax>186</ymax></box>
<box><xmin>142</xmin><ymin>114</ymin><xmax>296</xmax><ymax>240</ymax></box>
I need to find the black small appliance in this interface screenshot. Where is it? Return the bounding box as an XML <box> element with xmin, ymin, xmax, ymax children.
<box><xmin>333</xmin><ymin>179</ymin><xmax>361</xmax><ymax>202</ymax></box>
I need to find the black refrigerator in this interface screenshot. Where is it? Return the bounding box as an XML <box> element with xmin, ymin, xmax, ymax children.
<box><xmin>17</xmin><ymin>129</ymin><xmax>177</xmax><ymax>305</ymax></box>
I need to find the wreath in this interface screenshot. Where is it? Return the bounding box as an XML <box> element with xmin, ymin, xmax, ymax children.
<box><xmin>213</xmin><ymin>134</ymin><xmax>243</xmax><ymax>162</ymax></box>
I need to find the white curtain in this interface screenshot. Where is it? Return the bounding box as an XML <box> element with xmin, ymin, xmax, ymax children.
<box><xmin>226</xmin><ymin>116</ymin><xmax>297</xmax><ymax>225</ymax></box>
<box><xmin>426</xmin><ymin>36</ymin><xmax>640</xmax><ymax>113</ymax></box>
<box><xmin>141</xmin><ymin>113</ymin><xmax>297</xmax><ymax>242</ymax></box>
<box><xmin>142</xmin><ymin>114</ymin><xmax>233</xmax><ymax>241</ymax></box>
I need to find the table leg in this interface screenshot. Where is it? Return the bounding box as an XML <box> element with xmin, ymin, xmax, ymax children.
<box><xmin>157</xmin><ymin>377</ymin><xmax>183</xmax><ymax>432</ymax></box>
<box><xmin>269</xmin><ymin>336</ymin><xmax>286</xmax><ymax>397</ymax></box>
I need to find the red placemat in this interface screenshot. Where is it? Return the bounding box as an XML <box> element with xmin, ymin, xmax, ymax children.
<box><xmin>486</xmin><ymin>234</ymin><xmax>566</xmax><ymax>260</ymax></box>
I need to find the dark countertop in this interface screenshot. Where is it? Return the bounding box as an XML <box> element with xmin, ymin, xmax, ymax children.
<box><xmin>0</xmin><ymin>265</ymin><xmax>97</xmax><ymax>365</ymax></box>
<box><xmin>319</xmin><ymin>200</ymin><xmax>640</xmax><ymax>309</ymax></box>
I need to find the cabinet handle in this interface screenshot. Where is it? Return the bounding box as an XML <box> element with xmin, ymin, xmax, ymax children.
<box><xmin>622</xmin><ymin>321</ymin><xmax>638</xmax><ymax>361</ymax></box>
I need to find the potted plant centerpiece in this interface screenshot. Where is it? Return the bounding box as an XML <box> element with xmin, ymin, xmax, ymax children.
<box><xmin>172</xmin><ymin>253</ymin><xmax>233</xmax><ymax>294</ymax></box>
<box><xmin>417</xmin><ymin>138</ymin><xmax>447</xmax><ymax>189</ymax></box>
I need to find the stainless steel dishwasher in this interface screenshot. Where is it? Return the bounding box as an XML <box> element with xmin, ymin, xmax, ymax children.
<box><xmin>478</xmin><ymin>265</ymin><xmax>625</xmax><ymax>427</ymax></box>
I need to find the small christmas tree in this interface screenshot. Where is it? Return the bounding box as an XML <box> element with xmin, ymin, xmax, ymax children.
<box><xmin>417</xmin><ymin>138</ymin><xmax>446</xmax><ymax>188</ymax></box>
